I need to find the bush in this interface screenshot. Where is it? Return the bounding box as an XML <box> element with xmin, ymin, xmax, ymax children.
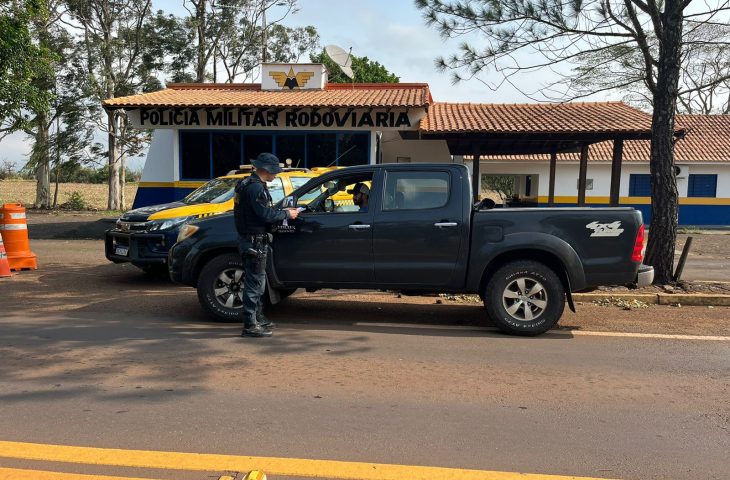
<box><xmin>63</xmin><ymin>191</ymin><xmax>92</xmax><ymax>210</ymax></box>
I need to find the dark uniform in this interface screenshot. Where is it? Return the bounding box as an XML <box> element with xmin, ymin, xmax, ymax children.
<box><xmin>233</xmin><ymin>153</ymin><xmax>290</xmax><ymax>337</ymax></box>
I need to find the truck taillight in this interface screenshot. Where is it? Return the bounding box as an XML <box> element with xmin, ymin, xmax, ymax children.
<box><xmin>632</xmin><ymin>224</ymin><xmax>646</xmax><ymax>262</ymax></box>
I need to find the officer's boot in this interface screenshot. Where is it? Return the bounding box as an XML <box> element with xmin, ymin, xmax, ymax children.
<box><xmin>241</xmin><ymin>314</ymin><xmax>272</xmax><ymax>338</ymax></box>
<box><xmin>257</xmin><ymin>312</ymin><xmax>275</xmax><ymax>329</ymax></box>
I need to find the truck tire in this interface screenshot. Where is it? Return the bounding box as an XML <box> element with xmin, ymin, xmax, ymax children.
<box><xmin>483</xmin><ymin>260</ymin><xmax>565</xmax><ymax>336</ymax></box>
<box><xmin>197</xmin><ymin>253</ymin><xmax>246</xmax><ymax>322</ymax></box>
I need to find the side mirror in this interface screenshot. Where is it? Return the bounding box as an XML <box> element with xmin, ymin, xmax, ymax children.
<box><xmin>324</xmin><ymin>198</ymin><xmax>335</xmax><ymax>212</ymax></box>
<box><xmin>283</xmin><ymin>195</ymin><xmax>297</xmax><ymax>208</ymax></box>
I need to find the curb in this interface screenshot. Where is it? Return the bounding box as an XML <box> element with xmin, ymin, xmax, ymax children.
<box><xmin>573</xmin><ymin>292</ymin><xmax>730</xmax><ymax>306</ymax></box>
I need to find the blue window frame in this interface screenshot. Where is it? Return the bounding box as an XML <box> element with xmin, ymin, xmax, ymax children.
<box><xmin>629</xmin><ymin>174</ymin><xmax>652</xmax><ymax>197</ymax></box>
<box><xmin>178</xmin><ymin>131</ymin><xmax>371</xmax><ymax>180</ymax></box>
<box><xmin>688</xmin><ymin>174</ymin><xmax>717</xmax><ymax>198</ymax></box>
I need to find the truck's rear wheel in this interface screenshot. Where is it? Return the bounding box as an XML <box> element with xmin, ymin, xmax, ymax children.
<box><xmin>483</xmin><ymin>260</ymin><xmax>565</xmax><ymax>336</ymax></box>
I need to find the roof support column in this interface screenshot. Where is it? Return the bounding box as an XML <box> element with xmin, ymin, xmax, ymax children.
<box><xmin>548</xmin><ymin>150</ymin><xmax>557</xmax><ymax>207</ymax></box>
<box><xmin>577</xmin><ymin>143</ymin><xmax>589</xmax><ymax>206</ymax></box>
<box><xmin>472</xmin><ymin>151</ymin><xmax>481</xmax><ymax>203</ymax></box>
<box><xmin>610</xmin><ymin>139</ymin><xmax>624</xmax><ymax>207</ymax></box>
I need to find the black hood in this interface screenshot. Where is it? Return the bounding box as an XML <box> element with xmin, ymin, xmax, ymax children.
<box><xmin>120</xmin><ymin>201</ymin><xmax>187</xmax><ymax>222</ymax></box>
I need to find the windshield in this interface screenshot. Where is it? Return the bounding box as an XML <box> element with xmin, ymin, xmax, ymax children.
<box><xmin>183</xmin><ymin>178</ymin><xmax>240</xmax><ymax>204</ymax></box>
<box><xmin>290</xmin><ymin>176</ymin><xmax>313</xmax><ymax>191</ymax></box>
<box><xmin>291</xmin><ymin>176</ymin><xmax>320</xmax><ymax>203</ymax></box>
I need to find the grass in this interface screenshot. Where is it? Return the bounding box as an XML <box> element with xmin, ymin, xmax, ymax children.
<box><xmin>0</xmin><ymin>180</ymin><xmax>138</xmax><ymax>211</ymax></box>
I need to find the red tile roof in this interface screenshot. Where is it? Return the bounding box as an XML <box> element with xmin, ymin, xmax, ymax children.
<box><xmin>420</xmin><ymin>101</ymin><xmax>655</xmax><ymax>134</ymax></box>
<box><xmin>475</xmin><ymin>115</ymin><xmax>730</xmax><ymax>163</ymax></box>
<box><xmin>103</xmin><ymin>83</ymin><xmax>432</xmax><ymax>109</ymax></box>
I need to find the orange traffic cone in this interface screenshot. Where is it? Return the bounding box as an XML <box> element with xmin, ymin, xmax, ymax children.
<box><xmin>0</xmin><ymin>203</ymin><xmax>37</xmax><ymax>271</ymax></box>
<box><xmin>0</xmin><ymin>232</ymin><xmax>11</xmax><ymax>278</ymax></box>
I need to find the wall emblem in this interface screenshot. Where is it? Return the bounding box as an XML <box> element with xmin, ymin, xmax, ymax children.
<box><xmin>586</xmin><ymin>221</ymin><xmax>624</xmax><ymax>237</ymax></box>
<box><xmin>269</xmin><ymin>67</ymin><xmax>315</xmax><ymax>90</ymax></box>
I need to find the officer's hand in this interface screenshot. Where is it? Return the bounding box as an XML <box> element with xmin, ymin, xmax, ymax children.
<box><xmin>286</xmin><ymin>208</ymin><xmax>300</xmax><ymax>220</ymax></box>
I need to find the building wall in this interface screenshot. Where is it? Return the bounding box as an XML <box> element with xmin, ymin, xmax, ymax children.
<box><xmin>479</xmin><ymin>160</ymin><xmax>730</xmax><ymax>226</ymax></box>
<box><xmin>380</xmin><ymin>135</ymin><xmax>452</xmax><ymax>164</ymax></box>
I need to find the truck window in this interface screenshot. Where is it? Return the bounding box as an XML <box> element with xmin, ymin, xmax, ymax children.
<box><xmin>383</xmin><ymin>171</ymin><xmax>450</xmax><ymax>210</ymax></box>
<box><xmin>296</xmin><ymin>173</ymin><xmax>374</xmax><ymax>214</ymax></box>
<box><xmin>267</xmin><ymin>178</ymin><xmax>286</xmax><ymax>203</ymax></box>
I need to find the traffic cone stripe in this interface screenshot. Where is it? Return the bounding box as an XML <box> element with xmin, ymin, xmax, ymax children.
<box><xmin>0</xmin><ymin>203</ymin><xmax>37</xmax><ymax>271</ymax></box>
<box><xmin>0</xmin><ymin>232</ymin><xmax>11</xmax><ymax>278</ymax></box>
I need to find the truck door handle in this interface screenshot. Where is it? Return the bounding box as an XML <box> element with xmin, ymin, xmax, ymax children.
<box><xmin>348</xmin><ymin>224</ymin><xmax>371</xmax><ymax>230</ymax></box>
<box><xmin>434</xmin><ymin>222</ymin><xmax>458</xmax><ymax>228</ymax></box>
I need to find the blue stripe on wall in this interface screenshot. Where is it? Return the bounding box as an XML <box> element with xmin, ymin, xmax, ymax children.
<box><xmin>132</xmin><ymin>187</ymin><xmax>197</xmax><ymax>209</ymax></box>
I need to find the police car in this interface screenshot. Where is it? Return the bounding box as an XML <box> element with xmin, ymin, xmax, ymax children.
<box><xmin>105</xmin><ymin>166</ymin><xmax>325</xmax><ymax>274</ymax></box>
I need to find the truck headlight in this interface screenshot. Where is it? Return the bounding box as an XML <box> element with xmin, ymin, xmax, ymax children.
<box><xmin>177</xmin><ymin>224</ymin><xmax>199</xmax><ymax>243</ymax></box>
<box><xmin>148</xmin><ymin>216</ymin><xmax>192</xmax><ymax>231</ymax></box>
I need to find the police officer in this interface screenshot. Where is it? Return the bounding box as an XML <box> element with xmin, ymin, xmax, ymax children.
<box><xmin>234</xmin><ymin>153</ymin><xmax>299</xmax><ymax>337</ymax></box>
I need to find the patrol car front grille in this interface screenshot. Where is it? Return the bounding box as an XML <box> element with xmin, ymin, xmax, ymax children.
<box><xmin>116</xmin><ymin>221</ymin><xmax>151</xmax><ymax>232</ymax></box>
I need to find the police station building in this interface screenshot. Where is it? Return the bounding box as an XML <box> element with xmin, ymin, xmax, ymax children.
<box><xmin>104</xmin><ymin>62</ymin><xmax>730</xmax><ymax>225</ymax></box>
<box><xmin>105</xmin><ymin>63</ymin><xmax>449</xmax><ymax>207</ymax></box>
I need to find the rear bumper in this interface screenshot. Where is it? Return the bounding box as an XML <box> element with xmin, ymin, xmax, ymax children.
<box><xmin>105</xmin><ymin>229</ymin><xmax>169</xmax><ymax>265</ymax></box>
<box><xmin>636</xmin><ymin>264</ymin><xmax>654</xmax><ymax>287</ymax></box>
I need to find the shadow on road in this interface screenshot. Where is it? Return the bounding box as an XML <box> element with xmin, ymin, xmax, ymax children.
<box><xmin>0</xmin><ymin>257</ymin><xmax>575</xmax><ymax>406</ymax></box>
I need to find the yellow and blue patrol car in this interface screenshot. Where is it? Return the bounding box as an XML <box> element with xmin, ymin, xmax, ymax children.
<box><xmin>105</xmin><ymin>167</ymin><xmax>327</xmax><ymax>272</ymax></box>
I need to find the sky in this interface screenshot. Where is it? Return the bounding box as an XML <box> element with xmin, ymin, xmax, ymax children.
<box><xmin>2</xmin><ymin>0</ymin><xmax>619</xmax><ymax>172</ymax></box>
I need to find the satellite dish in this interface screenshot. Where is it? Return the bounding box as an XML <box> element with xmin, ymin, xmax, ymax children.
<box><xmin>325</xmin><ymin>44</ymin><xmax>354</xmax><ymax>80</ymax></box>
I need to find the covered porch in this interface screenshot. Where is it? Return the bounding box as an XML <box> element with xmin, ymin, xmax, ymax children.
<box><xmin>418</xmin><ymin>102</ymin><xmax>683</xmax><ymax>206</ymax></box>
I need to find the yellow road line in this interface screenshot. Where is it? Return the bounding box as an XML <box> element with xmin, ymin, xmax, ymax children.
<box><xmin>0</xmin><ymin>466</ymin><xmax>161</xmax><ymax>480</ymax></box>
<box><xmin>0</xmin><ymin>440</ymin><xmax>618</xmax><ymax>480</ymax></box>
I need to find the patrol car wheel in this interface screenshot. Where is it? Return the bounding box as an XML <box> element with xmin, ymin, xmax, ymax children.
<box><xmin>483</xmin><ymin>260</ymin><xmax>565</xmax><ymax>336</ymax></box>
<box><xmin>197</xmin><ymin>253</ymin><xmax>246</xmax><ymax>322</ymax></box>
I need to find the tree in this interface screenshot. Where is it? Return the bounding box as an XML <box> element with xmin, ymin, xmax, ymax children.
<box><xmin>0</xmin><ymin>0</ymin><xmax>53</xmax><ymax>137</ymax></box>
<box><xmin>482</xmin><ymin>175</ymin><xmax>515</xmax><ymax>201</ymax></box>
<box><xmin>416</xmin><ymin>0</ymin><xmax>730</xmax><ymax>284</ymax></box>
<box><xmin>179</xmin><ymin>0</ymin><xmax>309</xmax><ymax>83</ymax></box>
<box><xmin>66</xmin><ymin>0</ymin><xmax>154</xmax><ymax>210</ymax></box>
<box><xmin>310</xmin><ymin>50</ymin><xmax>399</xmax><ymax>83</ymax></box>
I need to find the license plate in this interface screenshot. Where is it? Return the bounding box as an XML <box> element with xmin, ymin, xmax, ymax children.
<box><xmin>115</xmin><ymin>246</ymin><xmax>129</xmax><ymax>256</ymax></box>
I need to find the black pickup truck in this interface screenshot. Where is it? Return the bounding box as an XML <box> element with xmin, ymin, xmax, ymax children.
<box><xmin>169</xmin><ymin>163</ymin><xmax>653</xmax><ymax>336</ymax></box>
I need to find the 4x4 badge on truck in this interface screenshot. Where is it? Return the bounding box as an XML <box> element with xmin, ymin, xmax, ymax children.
<box><xmin>586</xmin><ymin>221</ymin><xmax>624</xmax><ymax>237</ymax></box>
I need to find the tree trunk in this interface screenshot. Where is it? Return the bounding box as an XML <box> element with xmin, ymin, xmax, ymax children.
<box><xmin>107</xmin><ymin>110</ymin><xmax>120</xmax><ymax>210</ymax></box>
<box><xmin>53</xmin><ymin>161</ymin><xmax>60</xmax><ymax>208</ymax></box>
<box><xmin>53</xmin><ymin>113</ymin><xmax>60</xmax><ymax>208</ymax></box>
<box><xmin>644</xmin><ymin>0</ymin><xmax>684</xmax><ymax>285</ymax></box>
<box><xmin>34</xmin><ymin>113</ymin><xmax>51</xmax><ymax>209</ymax></box>
<box><xmin>196</xmin><ymin>0</ymin><xmax>207</xmax><ymax>82</ymax></box>
<box><xmin>120</xmin><ymin>140</ymin><xmax>126</xmax><ymax>210</ymax></box>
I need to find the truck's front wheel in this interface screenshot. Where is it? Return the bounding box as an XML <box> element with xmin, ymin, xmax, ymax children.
<box><xmin>197</xmin><ymin>253</ymin><xmax>245</xmax><ymax>322</ymax></box>
<box><xmin>484</xmin><ymin>260</ymin><xmax>565</xmax><ymax>336</ymax></box>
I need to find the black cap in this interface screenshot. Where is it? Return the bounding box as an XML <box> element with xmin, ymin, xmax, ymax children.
<box><xmin>347</xmin><ymin>183</ymin><xmax>370</xmax><ymax>196</ymax></box>
<box><xmin>251</xmin><ymin>152</ymin><xmax>283</xmax><ymax>174</ymax></box>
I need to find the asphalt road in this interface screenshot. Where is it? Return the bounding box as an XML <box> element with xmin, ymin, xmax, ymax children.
<box><xmin>0</xmin><ymin>240</ymin><xmax>728</xmax><ymax>480</ymax></box>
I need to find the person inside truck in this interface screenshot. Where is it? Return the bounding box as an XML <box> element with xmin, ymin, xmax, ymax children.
<box><xmin>348</xmin><ymin>183</ymin><xmax>370</xmax><ymax>212</ymax></box>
